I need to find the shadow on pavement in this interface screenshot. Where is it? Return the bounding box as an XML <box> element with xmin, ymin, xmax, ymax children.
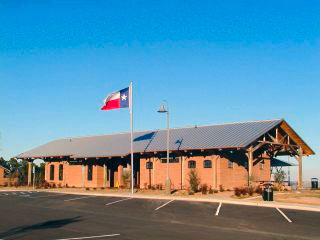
<box><xmin>0</xmin><ymin>216</ymin><xmax>82</xmax><ymax>239</ymax></box>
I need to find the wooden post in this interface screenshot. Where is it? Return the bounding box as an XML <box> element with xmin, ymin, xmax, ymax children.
<box><xmin>28</xmin><ymin>161</ymin><xmax>32</xmax><ymax>186</ymax></box>
<box><xmin>298</xmin><ymin>147</ymin><xmax>303</xmax><ymax>189</ymax></box>
<box><xmin>82</xmin><ymin>162</ymin><xmax>85</xmax><ymax>188</ymax></box>
<box><xmin>247</xmin><ymin>147</ymin><xmax>253</xmax><ymax>186</ymax></box>
<box><xmin>103</xmin><ymin>163</ymin><xmax>106</xmax><ymax>188</ymax></box>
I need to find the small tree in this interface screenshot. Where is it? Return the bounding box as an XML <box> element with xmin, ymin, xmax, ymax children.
<box><xmin>188</xmin><ymin>169</ymin><xmax>200</xmax><ymax>193</ymax></box>
<box><xmin>274</xmin><ymin>169</ymin><xmax>286</xmax><ymax>189</ymax></box>
<box><xmin>122</xmin><ymin>170</ymin><xmax>131</xmax><ymax>188</ymax></box>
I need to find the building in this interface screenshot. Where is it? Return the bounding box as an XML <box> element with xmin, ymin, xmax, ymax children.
<box><xmin>16</xmin><ymin>119</ymin><xmax>314</xmax><ymax>190</ymax></box>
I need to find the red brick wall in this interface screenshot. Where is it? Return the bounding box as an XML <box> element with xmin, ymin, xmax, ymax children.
<box><xmin>140</xmin><ymin>155</ymin><xmax>271</xmax><ymax>190</ymax></box>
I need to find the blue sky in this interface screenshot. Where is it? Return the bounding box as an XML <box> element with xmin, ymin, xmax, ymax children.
<box><xmin>0</xmin><ymin>1</ymin><xmax>319</xmax><ymax>181</ymax></box>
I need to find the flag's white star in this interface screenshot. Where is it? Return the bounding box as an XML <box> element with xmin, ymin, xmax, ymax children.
<box><xmin>121</xmin><ymin>94</ymin><xmax>127</xmax><ymax>101</ymax></box>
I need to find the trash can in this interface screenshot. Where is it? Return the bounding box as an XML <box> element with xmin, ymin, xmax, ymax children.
<box><xmin>263</xmin><ymin>184</ymin><xmax>273</xmax><ymax>201</ymax></box>
<box><xmin>311</xmin><ymin>178</ymin><xmax>318</xmax><ymax>189</ymax></box>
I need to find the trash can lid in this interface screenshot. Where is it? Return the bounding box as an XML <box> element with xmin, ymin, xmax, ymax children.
<box><xmin>311</xmin><ymin>177</ymin><xmax>318</xmax><ymax>180</ymax></box>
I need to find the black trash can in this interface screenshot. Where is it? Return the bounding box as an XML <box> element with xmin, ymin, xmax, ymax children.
<box><xmin>263</xmin><ymin>184</ymin><xmax>273</xmax><ymax>201</ymax></box>
<box><xmin>311</xmin><ymin>178</ymin><xmax>318</xmax><ymax>189</ymax></box>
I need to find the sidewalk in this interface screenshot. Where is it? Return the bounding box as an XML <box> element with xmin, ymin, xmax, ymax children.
<box><xmin>2</xmin><ymin>187</ymin><xmax>320</xmax><ymax>212</ymax></box>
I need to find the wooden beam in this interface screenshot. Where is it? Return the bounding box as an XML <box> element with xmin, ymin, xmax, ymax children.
<box><xmin>298</xmin><ymin>147</ymin><xmax>303</xmax><ymax>189</ymax></box>
<box><xmin>247</xmin><ymin>146</ymin><xmax>253</xmax><ymax>186</ymax></box>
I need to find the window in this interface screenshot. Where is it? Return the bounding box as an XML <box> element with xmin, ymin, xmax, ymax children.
<box><xmin>160</xmin><ymin>157</ymin><xmax>179</xmax><ymax>163</ymax></box>
<box><xmin>188</xmin><ymin>160</ymin><xmax>196</xmax><ymax>168</ymax></box>
<box><xmin>50</xmin><ymin>165</ymin><xmax>54</xmax><ymax>180</ymax></box>
<box><xmin>59</xmin><ymin>165</ymin><xmax>63</xmax><ymax>181</ymax></box>
<box><xmin>227</xmin><ymin>160</ymin><xmax>233</xmax><ymax>168</ymax></box>
<box><xmin>203</xmin><ymin>160</ymin><xmax>212</xmax><ymax>168</ymax></box>
<box><xmin>87</xmin><ymin>164</ymin><xmax>93</xmax><ymax>181</ymax></box>
<box><xmin>146</xmin><ymin>162</ymin><xmax>153</xmax><ymax>169</ymax></box>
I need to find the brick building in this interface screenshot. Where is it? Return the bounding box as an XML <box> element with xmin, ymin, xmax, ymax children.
<box><xmin>17</xmin><ymin>119</ymin><xmax>314</xmax><ymax>190</ymax></box>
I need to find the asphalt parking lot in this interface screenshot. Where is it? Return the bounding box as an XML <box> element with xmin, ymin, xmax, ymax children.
<box><xmin>0</xmin><ymin>191</ymin><xmax>319</xmax><ymax>240</ymax></box>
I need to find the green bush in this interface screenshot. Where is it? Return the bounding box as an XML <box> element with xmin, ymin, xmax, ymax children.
<box><xmin>188</xmin><ymin>169</ymin><xmax>200</xmax><ymax>193</ymax></box>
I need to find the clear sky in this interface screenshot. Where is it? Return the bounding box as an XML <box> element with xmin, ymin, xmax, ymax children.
<box><xmin>0</xmin><ymin>1</ymin><xmax>319</xmax><ymax>181</ymax></box>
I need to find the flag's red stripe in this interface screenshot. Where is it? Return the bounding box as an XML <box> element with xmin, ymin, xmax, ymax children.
<box><xmin>101</xmin><ymin>99</ymin><xmax>120</xmax><ymax>110</ymax></box>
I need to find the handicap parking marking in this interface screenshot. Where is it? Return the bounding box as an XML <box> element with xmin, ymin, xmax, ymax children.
<box><xmin>215</xmin><ymin>202</ymin><xmax>222</xmax><ymax>216</ymax></box>
<box><xmin>154</xmin><ymin>199</ymin><xmax>175</xmax><ymax>211</ymax></box>
<box><xmin>105</xmin><ymin>197</ymin><xmax>132</xmax><ymax>206</ymax></box>
<box><xmin>64</xmin><ymin>196</ymin><xmax>97</xmax><ymax>202</ymax></box>
<box><xmin>276</xmin><ymin>208</ymin><xmax>292</xmax><ymax>223</ymax></box>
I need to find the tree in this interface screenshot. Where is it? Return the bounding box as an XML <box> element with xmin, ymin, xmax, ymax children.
<box><xmin>274</xmin><ymin>169</ymin><xmax>286</xmax><ymax>189</ymax></box>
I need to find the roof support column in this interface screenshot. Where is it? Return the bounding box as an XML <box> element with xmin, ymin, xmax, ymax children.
<box><xmin>298</xmin><ymin>147</ymin><xmax>303</xmax><ymax>189</ymax></box>
<box><xmin>28</xmin><ymin>160</ymin><xmax>32</xmax><ymax>186</ymax></box>
<box><xmin>247</xmin><ymin>147</ymin><xmax>253</xmax><ymax>186</ymax></box>
<box><xmin>103</xmin><ymin>163</ymin><xmax>107</xmax><ymax>188</ymax></box>
<box><xmin>82</xmin><ymin>161</ymin><xmax>85</xmax><ymax>188</ymax></box>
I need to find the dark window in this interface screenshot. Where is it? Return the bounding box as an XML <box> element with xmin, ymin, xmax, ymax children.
<box><xmin>228</xmin><ymin>160</ymin><xmax>233</xmax><ymax>168</ymax></box>
<box><xmin>87</xmin><ymin>164</ymin><xmax>93</xmax><ymax>181</ymax></box>
<box><xmin>160</xmin><ymin>157</ymin><xmax>179</xmax><ymax>163</ymax></box>
<box><xmin>59</xmin><ymin>165</ymin><xmax>63</xmax><ymax>181</ymax></box>
<box><xmin>50</xmin><ymin>165</ymin><xmax>54</xmax><ymax>180</ymax></box>
<box><xmin>203</xmin><ymin>160</ymin><xmax>212</xmax><ymax>168</ymax></box>
<box><xmin>188</xmin><ymin>160</ymin><xmax>196</xmax><ymax>168</ymax></box>
<box><xmin>146</xmin><ymin>162</ymin><xmax>153</xmax><ymax>169</ymax></box>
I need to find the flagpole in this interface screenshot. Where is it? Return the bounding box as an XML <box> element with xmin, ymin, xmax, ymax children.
<box><xmin>130</xmin><ymin>81</ymin><xmax>134</xmax><ymax>194</ymax></box>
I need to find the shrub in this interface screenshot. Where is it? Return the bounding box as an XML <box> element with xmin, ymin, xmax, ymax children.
<box><xmin>57</xmin><ymin>183</ymin><xmax>62</xmax><ymax>188</ymax></box>
<box><xmin>93</xmin><ymin>187</ymin><xmax>97</xmax><ymax>191</ymax></box>
<box><xmin>72</xmin><ymin>185</ymin><xmax>76</xmax><ymax>188</ymax></box>
<box><xmin>200</xmin><ymin>184</ymin><xmax>208</xmax><ymax>194</ymax></box>
<box><xmin>248</xmin><ymin>186</ymin><xmax>254</xmax><ymax>196</ymax></box>
<box><xmin>208</xmin><ymin>186</ymin><xmax>214</xmax><ymax>194</ymax></box>
<box><xmin>213</xmin><ymin>189</ymin><xmax>219</xmax><ymax>193</ymax></box>
<box><xmin>143</xmin><ymin>183</ymin><xmax>148</xmax><ymax>189</ymax></box>
<box><xmin>219</xmin><ymin>185</ymin><xmax>225</xmax><ymax>192</ymax></box>
<box><xmin>158</xmin><ymin>184</ymin><xmax>163</xmax><ymax>190</ymax></box>
<box><xmin>188</xmin><ymin>169</ymin><xmax>200</xmax><ymax>193</ymax></box>
<box><xmin>85</xmin><ymin>187</ymin><xmax>90</xmax><ymax>191</ymax></box>
<box><xmin>100</xmin><ymin>187</ymin><xmax>105</xmax><ymax>190</ymax></box>
<box><xmin>122</xmin><ymin>171</ymin><xmax>131</xmax><ymax>188</ymax></box>
<box><xmin>3</xmin><ymin>182</ymin><xmax>8</xmax><ymax>187</ymax></box>
<box><xmin>255</xmin><ymin>187</ymin><xmax>263</xmax><ymax>195</ymax></box>
<box><xmin>51</xmin><ymin>183</ymin><xmax>56</xmax><ymax>188</ymax></box>
<box><xmin>234</xmin><ymin>187</ymin><xmax>241</xmax><ymax>197</ymax></box>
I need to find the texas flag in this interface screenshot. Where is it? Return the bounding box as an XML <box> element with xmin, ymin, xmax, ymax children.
<box><xmin>101</xmin><ymin>87</ymin><xmax>130</xmax><ymax>110</ymax></box>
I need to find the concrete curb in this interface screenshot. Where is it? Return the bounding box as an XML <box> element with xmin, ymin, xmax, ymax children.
<box><xmin>7</xmin><ymin>189</ymin><xmax>318</xmax><ymax>213</ymax></box>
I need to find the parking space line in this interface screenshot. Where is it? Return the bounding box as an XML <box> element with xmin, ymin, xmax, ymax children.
<box><xmin>105</xmin><ymin>198</ymin><xmax>131</xmax><ymax>206</ymax></box>
<box><xmin>55</xmin><ymin>233</ymin><xmax>120</xmax><ymax>240</ymax></box>
<box><xmin>155</xmin><ymin>199</ymin><xmax>174</xmax><ymax>211</ymax></box>
<box><xmin>29</xmin><ymin>193</ymin><xmax>70</xmax><ymax>199</ymax></box>
<box><xmin>215</xmin><ymin>202</ymin><xmax>222</xmax><ymax>216</ymax></box>
<box><xmin>64</xmin><ymin>196</ymin><xmax>97</xmax><ymax>202</ymax></box>
<box><xmin>276</xmin><ymin>207</ymin><xmax>292</xmax><ymax>223</ymax></box>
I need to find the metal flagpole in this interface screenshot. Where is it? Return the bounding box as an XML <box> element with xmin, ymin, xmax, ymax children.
<box><xmin>130</xmin><ymin>81</ymin><xmax>134</xmax><ymax>194</ymax></box>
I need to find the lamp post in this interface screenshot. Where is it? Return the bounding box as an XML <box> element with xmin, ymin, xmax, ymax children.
<box><xmin>158</xmin><ymin>101</ymin><xmax>171</xmax><ymax>194</ymax></box>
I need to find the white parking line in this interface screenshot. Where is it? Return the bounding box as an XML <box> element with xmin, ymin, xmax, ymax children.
<box><xmin>105</xmin><ymin>198</ymin><xmax>131</xmax><ymax>206</ymax></box>
<box><xmin>55</xmin><ymin>233</ymin><xmax>120</xmax><ymax>240</ymax></box>
<box><xmin>215</xmin><ymin>202</ymin><xmax>222</xmax><ymax>216</ymax></box>
<box><xmin>64</xmin><ymin>196</ymin><xmax>97</xmax><ymax>202</ymax></box>
<box><xmin>155</xmin><ymin>199</ymin><xmax>174</xmax><ymax>211</ymax></box>
<box><xmin>276</xmin><ymin>208</ymin><xmax>292</xmax><ymax>223</ymax></box>
<box><xmin>29</xmin><ymin>194</ymin><xmax>70</xmax><ymax>199</ymax></box>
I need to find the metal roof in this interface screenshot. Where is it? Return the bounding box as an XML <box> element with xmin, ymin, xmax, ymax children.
<box><xmin>17</xmin><ymin>119</ymin><xmax>284</xmax><ymax>159</ymax></box>
<box><xmin>271</xmin><ymin>158</ymin><xmax>296</xmax><ymax>167</ymax></box>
